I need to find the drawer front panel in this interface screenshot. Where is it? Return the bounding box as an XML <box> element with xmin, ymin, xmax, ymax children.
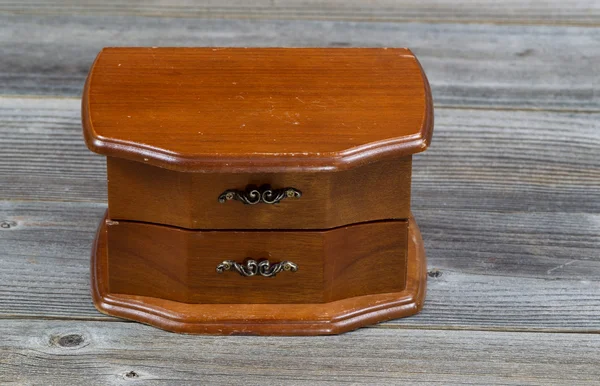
<box><xmin>106</xmin><ymin>220</ymin><xmax>408</xmax><ymax>304</ymax></box>
<box><xmin>107</xmin><ymin>157</ymin><xmax>411</xmax><ymax>230</ymax></box>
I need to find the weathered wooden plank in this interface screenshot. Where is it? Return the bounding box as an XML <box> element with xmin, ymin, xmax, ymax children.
<box><xmin>1</xmin><ymin>0</ymin><xmax>598</xmax><ymax>25</ymax></box>
<box><xmin>0</xmin><ymin>98</ymin><xmax>107</xmax><ymax>202</ymax></box>
<box><xmin>0</xmin><ymin>320</ymin><xmax>599</xmax><ymax>385</ymax></box>
<box><xmin>1</xmin><ymin>200</ymin><xmax>599</xmax><ymax>331</ymax></box>
<box><xmin>417</xmin><ymin>210</ymin><xmax>600</xmax><ymax>279</ymax></box>
<box><xmin>391</xmin><ymin>270</ymin><xmax>600</xmax><ymax>331</ymax></box>
<box><xmin>0</xmin><ymin>15</ymin><xmax>597</xmax><ymax>110</ymax></box>
<box><xmin>0</xmin><ymin>202</ymin><xmax>107</xmax><ymax>319</ymax></box>
<box><xmin>1</xmin><ymin>98</ymin><xmax>598</xmax><ymax>213</ymax></box>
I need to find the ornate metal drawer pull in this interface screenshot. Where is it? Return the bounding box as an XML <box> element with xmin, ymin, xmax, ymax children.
<box><xmin>216</xmin><ymin>259</ymin><xmax>298</xmax><ymax>277</ymax></box>
<box><xmin>218</xmin><ymin>185</ymin><xmax>301</xmax><ymax>205</ymax></box>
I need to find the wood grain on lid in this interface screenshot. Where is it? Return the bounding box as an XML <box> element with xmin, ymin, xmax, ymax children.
<box><xmin>82</xmin><ymin>47</ymin><xmax>433</xmax><ymax>172</ymax></box>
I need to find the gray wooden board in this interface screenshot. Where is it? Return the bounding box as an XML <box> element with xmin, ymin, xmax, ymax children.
<box><xmin>1</xmin><ymin>15</ymin><xmax>598</xmax><ymax>110</ymax></box>
<box><xmin>1</xmin><ymin>2</ymin><xmax>600</xmax><ymax>382</ymax></box>
<box><xmin>1</xmin><ymin>97</ymin><xmax>599</xmax><ymax>213</ymax></box>
<box><xmin>1</xmin><ymin>320</ymin><xmax>599</xmax><ymax>385</ymax></box>
<box><xmin>1</xmin><ymin>0</ymin><xmax>599</xmax><ymax>25</ymax></box>
<box><xmin>1</xmin><ymin>200</ymin><xmax>599</xmax><ymax>332</ymax></box>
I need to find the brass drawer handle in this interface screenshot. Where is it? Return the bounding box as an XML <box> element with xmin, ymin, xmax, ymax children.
<box><xmin>218</xmin><ymin>185</ymin><xmax>301</xmax><ymax>205</ymax></box>
<box><xmin>216</xmin><ymin>259</ymin><xmax>298</xmax><ymax>277</ymax></box>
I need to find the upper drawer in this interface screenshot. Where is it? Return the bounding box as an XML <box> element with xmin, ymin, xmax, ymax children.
<box><xmin>107</xmin><ymin>156</ymin><xmax>412</xmax><ymax>230</ymax></box>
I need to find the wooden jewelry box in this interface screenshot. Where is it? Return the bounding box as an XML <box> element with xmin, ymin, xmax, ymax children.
<box><xmin>82</xmin><ymin>47</ymin><xmax>434</xmax><ymax>335</ymax></box>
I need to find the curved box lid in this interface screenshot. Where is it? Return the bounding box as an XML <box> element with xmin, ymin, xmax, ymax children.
<box><xmin>82</xmin><ymin>47</ymin><xmax>433</xmax><ymax>173</ymax></box>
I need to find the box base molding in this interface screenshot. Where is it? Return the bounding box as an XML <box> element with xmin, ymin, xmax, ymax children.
<box><xmin>91</xmin><ymin>211</ymin><xmax>427</xmax><ymax>335</ymax></box>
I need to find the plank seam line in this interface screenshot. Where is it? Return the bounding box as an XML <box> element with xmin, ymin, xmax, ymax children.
<box><xmin>373</xmin><ymin>324</ymin><xmax>600</xmax><ymax>334</ymax></box>
<box><xmin>0</xmin><ymin>315</ymin><xmax>123</xmax><ymax>322</ymax></box>
<box><xmin>1</xmin><ymin>315</ymin><xmax>599</xmax><ymax>334</ymax></box>
<box><xmin>435</xmin><ymin>105</ymin><xmax>600</xmax><ymax>114</ymax></box>
<box><xmin>2</xmin><ymin>198</ymin><xmax>600</xmax><ymax>218</ymax></box>
<box><xmin>1</xmin><ymin>9</ymin><xmax>599</xmax><ymax>27</ymax></box>
<box><xmin>1</xmin><ymin>95</ymin><xmax>598</xmax><ymax>115</ymax></box>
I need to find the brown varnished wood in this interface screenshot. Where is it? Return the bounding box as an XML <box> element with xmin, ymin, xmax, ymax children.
<box><xmin>82</xmin><ymin>47</ymin><xmax>433</xmax><ymax>173</ymax></box>
<box><xmin>107</xmin><ymin>156</ymin><xmax>412</xmax><ymax>229</ymax></box>
<box><xmin>106</xmin><ymin>219</ymin><xmax>408</xmax><ymax>304</ymax></box>
<box><xmin>92</xmin><ymin>210</ymin><xmax>425</xmax><ymax>335</ymax></box>
<box><xmin>83</xmin><ymin>47</ymin><xmax>432</xmax><ymax>334</ymax></box>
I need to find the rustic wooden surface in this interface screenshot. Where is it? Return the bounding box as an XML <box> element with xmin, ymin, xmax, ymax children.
<box><xmin>0</xmin><ymin>1</ymin><xmax>599</xmax><ymax>384</ymax></box>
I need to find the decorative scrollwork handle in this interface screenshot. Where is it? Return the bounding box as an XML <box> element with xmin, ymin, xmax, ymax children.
<box><xmin>216</xmin><ymin>259</ymin><xmax>298</xmax><ymax>277</ymax></box>
<box><xmin>218</xmin><ymin>185</ymin><xmax>301</xmax><ymax>205</ymax></box>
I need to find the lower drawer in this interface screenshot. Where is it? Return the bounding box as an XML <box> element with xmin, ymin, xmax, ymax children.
<box><xmin>106</xmin><ymin>220</ymin><xmax>408</xmax><ymax>304</ymax></box>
